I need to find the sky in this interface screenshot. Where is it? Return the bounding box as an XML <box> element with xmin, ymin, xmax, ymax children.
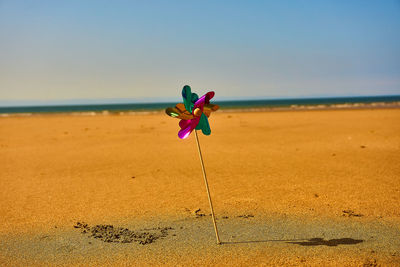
<box><xmin>0</xmin><ymin>0</ymin><xmax>399</xmax><ymax>105</ymax></box>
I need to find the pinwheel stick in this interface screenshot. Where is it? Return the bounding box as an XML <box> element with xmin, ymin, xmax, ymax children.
<box><xmin>194</xmin><ymin>130</ymin><xmax>221</xmax><ymax>245</ymax></box>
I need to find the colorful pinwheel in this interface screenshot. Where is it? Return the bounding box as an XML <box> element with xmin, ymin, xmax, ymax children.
<box><xmin>166</xmin><ymin>85</ymin><xmax>222</xmax><ymax>245</ymax></box>
<box><xmin>166</xmin><ymin>85</ymin><xmax>219</xmax><ymax>139</ymax></box>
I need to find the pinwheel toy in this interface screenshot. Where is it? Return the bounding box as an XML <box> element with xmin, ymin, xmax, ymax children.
<box><xmin>166</xmin><ymin>85</ymin><xmax>219</xmax><ymax>139</ymax></box>
<box><xmin>166</xmin><ymin>85</ymin><xmax>221</xmax><ymax>244</ymax></box>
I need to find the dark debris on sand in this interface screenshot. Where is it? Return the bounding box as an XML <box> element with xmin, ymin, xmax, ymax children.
<box><xmin>74</xmin><ymin>222</ymin><xmax>173</xmax><ymax>245</ymax></box>
<box><xmin>238</xmin><ymin>214</ymin><xmax>254</xmax><ymax>219</ymax></box>
<box><xmin>193</xmin><ymin>209</ymin><xmax>207</xmax><ymax>218</ymax></box>
<box><xmin>342</xmin><ymin>210</ymin><xmax>364</xmax><ymax>217</ymax></box>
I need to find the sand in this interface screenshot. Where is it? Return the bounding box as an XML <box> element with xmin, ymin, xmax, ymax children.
<box><xmin>0</xmin><ymin>108</ymin><xmax>399</xmax><ymax>266</ymax></box>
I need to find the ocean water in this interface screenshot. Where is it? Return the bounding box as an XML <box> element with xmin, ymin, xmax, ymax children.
<box><xmin>0</xmin><ymin>95</ymin><xmax>399</xmax><ymax>114</ymax></box>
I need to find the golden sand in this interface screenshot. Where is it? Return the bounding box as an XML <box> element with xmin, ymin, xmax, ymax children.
<box><xmin>0</xmin><ymin>108</ymin><xmax>399</xmax><ymax>266</ymax></box>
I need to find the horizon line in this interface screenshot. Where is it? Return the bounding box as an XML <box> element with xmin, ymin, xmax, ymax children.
<box><xmin>0</xmin><ymin>94</ymin><xmax>400</xmax><ymax>108</ymax></box>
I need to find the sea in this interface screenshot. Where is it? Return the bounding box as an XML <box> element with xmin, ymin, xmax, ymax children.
<box><xmin>0</xmin><ymin>95</ymin><xmax>399</xmax><ymax>114</ymax></box>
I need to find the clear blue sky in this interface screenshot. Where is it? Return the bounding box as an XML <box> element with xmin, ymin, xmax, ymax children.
<box><xmin>0</xmin><ymin>0</ymin><xmax>399</xmax><ymax>105</ymax></box>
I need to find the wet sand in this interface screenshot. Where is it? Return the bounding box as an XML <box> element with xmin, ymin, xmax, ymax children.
<box><xmin>0</xmin><ymin>108</ymin><xmax>399</xmax><ymax>266</ymax></box>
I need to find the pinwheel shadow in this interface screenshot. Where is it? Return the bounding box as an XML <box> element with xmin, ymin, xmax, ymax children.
<box><xmin>221</xmin><ymin>238</ymin><xmax>306</xmax><ymax>245</ymax></box>
<box><xmin>221</xmin><ymin>237</ymin><xmax>364</xmax><ymax>246</ymax></box>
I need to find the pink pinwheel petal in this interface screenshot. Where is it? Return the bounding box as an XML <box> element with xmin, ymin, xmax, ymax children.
<box><xmin>178</xmin><ymin>117</ymin><xmax>200</xmax><ymax>139</ymax></box>
<box><xmin>178</xmin><ymin>127</ymin><xmax>192</xmax><ymax>139</ymax></box>
<box><xmin>179</xmin><ymin>118</ymin><xmax>192</xmax><ymax>129</ymax></box>
<box><xmin>194</xmin><ymin>91</ymin><xmax>215</xmax><ymax>109</ymax></box>
<box><xmin>178</xmin><ymin>123</ymin><xmax>195</xmax><ymax>139</ymax></box>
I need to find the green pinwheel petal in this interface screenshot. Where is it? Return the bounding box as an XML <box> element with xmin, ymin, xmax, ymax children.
<box><xmin>181</xmin><ymin>85</ymin><xmax>200</xmax><ymax>113</ymax></box>
<box><xmin>191</xmin><ymin>93</ymin><xmax>198</xmax><ymax>103</ymax></box>
<box><xmin>182</xmin><ymin>85</ymin><xmax>193</xmax><ymax>113</ymax></box>
<box><xmin>196</xmin><ymin>114</ymin><xmax>211</xmax><ymax>135</ymax></box>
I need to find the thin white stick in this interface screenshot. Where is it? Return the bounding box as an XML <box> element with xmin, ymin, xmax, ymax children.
<box><xmin>194</xmin><ymin>130</ymin><xmax>221</xmax><ymax>245</ymax></box>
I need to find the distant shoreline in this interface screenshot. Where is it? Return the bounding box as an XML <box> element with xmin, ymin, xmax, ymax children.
<box><xmin>1</xmin><ymin>95</ymin><xmax>400</xmax><ymax>116</ymax></box>
<box><xmin>0</xmin><ymin>101</ymin><xmax>399</xmax><ymax>117</ymax></box>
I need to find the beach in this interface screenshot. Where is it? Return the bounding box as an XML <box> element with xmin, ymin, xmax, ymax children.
<box><xmin>0</xmin><ymin>108</ymin><xmax>399</xmax><ymax>266</ymax></box>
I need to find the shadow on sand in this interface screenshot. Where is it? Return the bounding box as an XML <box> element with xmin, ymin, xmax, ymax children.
<box><xmin>288</xmin><ymin>237</ymin><xmax>364</xmax><ymax>246</ymax></box>
<box><xmin>222</xmin><ymin>237</ymin><xmax>364</xmax><ymax>246</ymax></box>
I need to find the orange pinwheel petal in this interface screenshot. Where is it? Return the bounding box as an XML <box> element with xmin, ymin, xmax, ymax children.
<box><xmin>165</xmin><ymin>103</ymin><xmax>194</xmax><ymax>120</ymax></box>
